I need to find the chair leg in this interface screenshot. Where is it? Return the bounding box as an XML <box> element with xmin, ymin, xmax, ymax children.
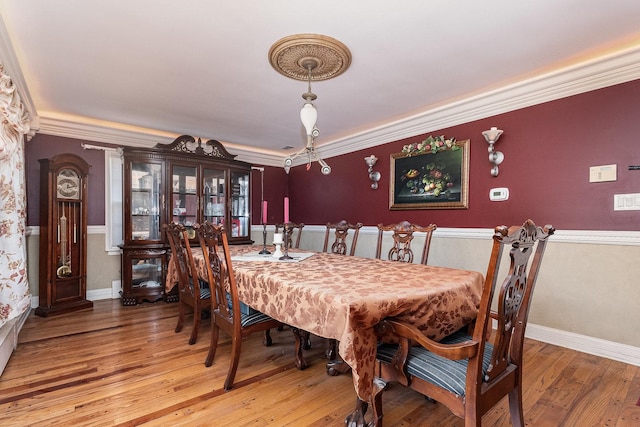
<box><xmin>371</xmin><ymin>377</ymin><xmax>388</xmax><ymax>427</ymax></box>
<box><xmin>291</xmin><ymin>328</ymin><xmax>308</xmax><ymax>370</ymax></box>
<box><xmin>224</xmin><ymin>334</ymin><xmax>242</xmax><ymax>390</ymax></box>
<box><xmin>204</xmin><ymin>322</ymin><xmax>220</xmax><ymax>367</ymax></box>
<box><xmin>189</xmin><ymin>306</ymin><xmax>201</xmax><ymax>345</ymax></box>
<box><xmin>508</xmin><ymin>386</ymin><xmax>525</xmax><ymax>427</ymax></box>
<box><xmin>263</xmin><ymin>329</ymin><xmax>273</xmax><ymax>346</ymax></box>
<box><xmin>175</xmin><ymin>301</ymin><xmax>186</xmax><ymax>333</ymax></box>
<box><xmin>325</xmin><ymin>338</ymin><xmax>337</xmax><ymax>360</ymax></box>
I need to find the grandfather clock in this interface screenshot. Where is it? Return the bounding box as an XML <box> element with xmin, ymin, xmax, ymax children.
<box><xmin>36</xmin><ymin>153</ymin><xmax>93</xmax><ymax>317</ymax></box>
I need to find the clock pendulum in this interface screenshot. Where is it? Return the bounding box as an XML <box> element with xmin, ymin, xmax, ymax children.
<box><xmin>57</xmin><ymin>202</ymin><xmax>72</xmax><ymax>278</ymax></box>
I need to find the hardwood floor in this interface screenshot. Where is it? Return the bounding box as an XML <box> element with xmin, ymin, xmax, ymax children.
<box><xmin>1</xmin><ymin>299</ymin><xmax>639</xmax><ymax>426</ymax></box>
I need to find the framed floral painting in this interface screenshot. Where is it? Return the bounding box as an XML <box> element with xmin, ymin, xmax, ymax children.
<box><xmin>390</xmin><ymin>137</ymin><xmax>469</xmax><ymax>210</ymax></box>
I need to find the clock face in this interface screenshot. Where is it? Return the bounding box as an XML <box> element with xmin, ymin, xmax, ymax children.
<box><xmin>56</xmin><ymin>169</ymin><xmax>81</xmax><ymax>199</ymax></box>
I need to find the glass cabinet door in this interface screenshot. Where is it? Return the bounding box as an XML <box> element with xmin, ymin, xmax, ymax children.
<box><xmin>130</xmin><ymin>161</ymin><xmax>162</xmax><ymax>241</ymax></box>
<box><xmin>129</xmin><ymin>253</ymin><xmax>164</xmax><ymax>291</ymax></box>
<box><xmin>230</xmin><ymin>171</ymin><xmax>250</xmax><ymax>240</ymax></box>
<box><xmin>171</xmin><ymin>164</ymin><xmax>198</xmax><ymax>238</ymax></box>
<box><xmin>203</xmin><ymin>168</ymin><xmax>226</xmax><ymax>225</ymax></box>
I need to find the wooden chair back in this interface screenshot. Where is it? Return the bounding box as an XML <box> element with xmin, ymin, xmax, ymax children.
<box><xmin>164</xmin><ymin>222</ymin><xmax>210</xmax><ymax>345</ymax></box>
<box><xmin>374</xmin><ymin>219</ymin><xmax>555</xmax><ymax>426</ymax></box>
<box><xmin>193</xmin><ymin>221</ymin><xmax>229</xmax><ymax>319</ymax></box>
<box><xmin>195</xmin><ymin>221</ymin><xmax>282</xmax><ymax>390</ymax></box>
<box><xmin>322</xmin><ymin>220</ymin><xmax>363</xmax><ymax>256</ymax></box>
<box><xmin>275</xmin><ymin>222</ymin><xmax>305</xmax><ymax>249</ymax></box>
<box><xmin>375</xmin><ymin>220</ymin><xmax>437</xmax><ymax>264</ymax></box>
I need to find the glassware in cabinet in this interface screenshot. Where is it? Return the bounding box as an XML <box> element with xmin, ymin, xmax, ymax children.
<box><xmin>130</xmin><ymin>161</ymin><xmax>162</xmax><ymax>242</ymax></box>
<box><xmin>230</xmin><ymin>171</ymin><xmax>250</xmax><ymax>239</ymax></box>
<box><xmin>203</xmin><ymin>168</ymin><xmax>226</xmax><ymax>225</ymax></box>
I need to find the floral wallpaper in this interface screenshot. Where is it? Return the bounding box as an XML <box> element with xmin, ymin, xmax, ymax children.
<box><xmin>0</xmin><ymin>64</ymin><xmax>31</xmax><ymax>327</ymax></box>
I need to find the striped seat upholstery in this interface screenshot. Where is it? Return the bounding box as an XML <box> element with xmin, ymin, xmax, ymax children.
<box><xmin>377</xmin><ymin>330</ymin><xmax>494</xmax><ymax>397</ymax></box>
<box><xmin>195</xmin><ymin>279</ymin><xmax>211</xmax><ymax>300</ymax></box>
<box><xmin>239</xmin><ymin>311</ymin><xmax>278</xmax><ymax>328</ymax></box>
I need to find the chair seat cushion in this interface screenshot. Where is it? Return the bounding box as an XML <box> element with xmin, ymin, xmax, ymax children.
<box><xmin>240</xmin><ymin>311</ymin><xmax>277</xmax><ymax>328</ymax></box>
<box><xmin>200</xmin><ymin>287</ymin><xmax>211</xmax><ymax>300</ymax></box>
<box><xmin>377</xmin><ymin>330</ymin><xmax>494</xmax><ymax>397</ymax></box>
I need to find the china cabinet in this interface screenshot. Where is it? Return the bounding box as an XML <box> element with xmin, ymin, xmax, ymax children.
<box><xmin>36</xmin><ymin>153</ymin><xmax>93</xmax><ymax>316</ymax></box>
<box><xmin>120</xmin><ymin>135</ymin><xmax>252</xmax><ymax>305</ymax></box>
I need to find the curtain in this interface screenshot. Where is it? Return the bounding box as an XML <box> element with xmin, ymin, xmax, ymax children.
<box><xmin>0</xmin><ymin>63</ymin><xmax>31</xmax><ymax>327</ymax></box>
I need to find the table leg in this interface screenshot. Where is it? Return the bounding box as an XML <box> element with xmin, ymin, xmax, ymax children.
<box><xmin>344</xmin><ymin>397</ymin><xmax>368</xmax><ymax>427</ymax></box>
<box><xmin>326</xmin><ymin>359</ymin><xmax>352</xmax><ymax>376</ymax></box>
<box><xmin>291</xmin><ymin>327</ymin><xmax>308</xmax><ymax>370</ymax></box>
<box><xmin>344</xmin><ymin>377</ymin><xmax>388</xmax><ymax>427</ymax></box>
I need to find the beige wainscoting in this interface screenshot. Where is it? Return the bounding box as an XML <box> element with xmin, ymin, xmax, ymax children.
<box><xmin>25</xmin><ymin>226</ymin><xmax>122</xmax><ymax>304</ymax></box>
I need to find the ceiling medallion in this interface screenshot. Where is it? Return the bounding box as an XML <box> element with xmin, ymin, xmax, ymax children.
<box><xmin>268</xmin><ymin>34</ymin><xmax>352</xmax><ymax>81</ymax></box>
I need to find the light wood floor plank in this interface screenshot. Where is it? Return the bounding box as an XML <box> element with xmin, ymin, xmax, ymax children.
<box><xmin>1</xmin><ymin>299</ymin><xmax>639</xmax><ymax>426</ymax></box>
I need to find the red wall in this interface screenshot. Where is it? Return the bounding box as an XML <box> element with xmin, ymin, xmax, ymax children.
<box><xmin>283</xmin><ymin>79</ymin><xmax>640</xmax><ymax>230</ymax></box>
<box><xmin>25</xmin><ymin>78</ymin><xmax>640</xmax><ymax>231</ymax></box>
<box><xmin>25</xmin><ymin>135</ymin><xmax>119</xmax><ymax>226</ymax></box>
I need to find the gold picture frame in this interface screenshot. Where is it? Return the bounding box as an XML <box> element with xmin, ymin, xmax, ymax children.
<box><xmin>390</xmin><ymin>139</ymin><xmax>469</xmax><ymax>210</ymax></box>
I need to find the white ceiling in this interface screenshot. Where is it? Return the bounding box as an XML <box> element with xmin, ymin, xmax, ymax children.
<box><xmin>1</xmin><ymin>1</ymin><xmax>640</xmax><ymax>166</ymax></box>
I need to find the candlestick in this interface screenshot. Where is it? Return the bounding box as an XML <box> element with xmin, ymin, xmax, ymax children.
<box><xmin>284</xmin><ymin>197</ymin><xmax>289</xmax><ymax>224</ymax></box>
<box><xmin>279</xmin><ymin>223</ymin><xmax>293</xmax><ymax>260</ymax></box>
<box><xmin>259</xmin><ymin>223</ymin><xmax>271</xmax><ymax>254</ymax></box>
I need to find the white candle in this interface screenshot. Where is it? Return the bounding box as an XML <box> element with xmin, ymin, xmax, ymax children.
<box><xmin>273</xmin><ymin>233</ymin><xmax>284</xmax><ymax>244</ymax></box>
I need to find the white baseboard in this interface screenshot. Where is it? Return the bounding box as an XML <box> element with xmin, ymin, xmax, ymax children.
<box><xmin>0</xmin><ymin>308</ymin><xmax>30</xmax><ymax>375</ymax></box>
<box><xmin>526</xmin><ymin>323</ymin><xmax>640</xmax><ymax>367</ymax></box>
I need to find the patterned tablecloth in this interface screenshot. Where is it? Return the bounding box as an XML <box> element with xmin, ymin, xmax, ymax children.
<box><xmin>166</xmin><ymin>245</ymin><xmax>484</xmax><ymax>402</ymax></box>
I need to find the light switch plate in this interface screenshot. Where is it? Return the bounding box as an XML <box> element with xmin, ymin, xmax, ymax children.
<box><xmin>589</xmin><ymin>164</ymin><xmax>617</xmax><ymax>182</ymax></box>
<box><xmin>614</xmin><ymin>193</ymin><xmax>640</xmax><ymax>211</ymax></box>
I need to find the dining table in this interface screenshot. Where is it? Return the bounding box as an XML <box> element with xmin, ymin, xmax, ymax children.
<box><xmin>166</xmin><ymin>244</ymin><xmax>484</xmax><ymax>426</ymax></box>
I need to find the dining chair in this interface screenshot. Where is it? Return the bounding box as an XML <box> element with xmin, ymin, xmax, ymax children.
<box><xmin>323</xmin><ymin>220</ymin><xmax>363</xmax><ymax>256</ymax></box>
<box><xmin>164</xmin><ymin>222</ymin><xmax>211</xmax><ymax>345</ymax></box>
<box><xmin>373</xmin><ymin>219</ymin><xmax>555</xmax><ymax>426</ymax></box>
<box><xmin>375</xmin><ymin>220</ymin><xmax>437</xmax><ymax>264</ymax></box>
<box><xmin>195</xmin><ymin>221</ymin><xmax>283</xmax><ymax>390</ymax></box>
<box><xmin>274</xmin><ymin>222</ymin><xmax>305</xmax><ymax>249</ymax></box>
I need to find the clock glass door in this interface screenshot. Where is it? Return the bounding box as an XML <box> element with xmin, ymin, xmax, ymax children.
<box><xmin>55</xmin><ymin>200</ymin><xmax>81</xmax><ymax>283</ymax></box>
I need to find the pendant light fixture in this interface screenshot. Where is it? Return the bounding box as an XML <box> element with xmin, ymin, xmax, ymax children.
<box><xmin>269</xmin><ymin>34</ymin><xmax>351</xmax><ymax>175</ymax></box>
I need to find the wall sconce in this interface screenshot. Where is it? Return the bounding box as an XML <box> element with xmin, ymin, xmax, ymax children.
<box><xmin>365</xmin><ymin>155</ymin><xmax>381</xmax><ymax>189</ymax></box>
<box><xmin>482</xmin><ymin>127</ymin><xmax>504</xmax><ymax>176</ymax></box>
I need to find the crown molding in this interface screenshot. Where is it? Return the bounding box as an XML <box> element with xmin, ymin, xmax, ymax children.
<box><xmin>7</xmin><ymin>25</ymin><xmax>639</xmax><ymax>167</ymax></box>
<box><xmin>315</xmin><ymin>44</ymin><xmax>640</xmax><ymax>160</ymax></box>
<box><xmin>36</xmin><ymin>113</ymin><xmax>286</xmax><ymax>166</ymax></box>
